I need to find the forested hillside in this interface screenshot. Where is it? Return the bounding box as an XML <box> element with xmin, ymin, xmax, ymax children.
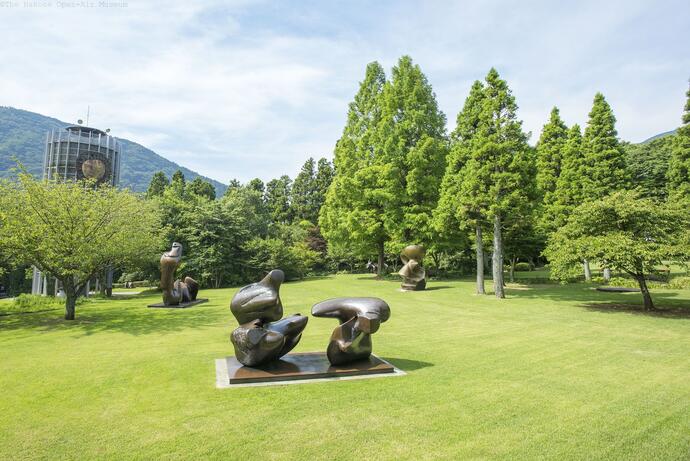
<box><xmin>0</xmin><ymin>107</ymin><xmax>227</xmax><ymax>195</ymax></box>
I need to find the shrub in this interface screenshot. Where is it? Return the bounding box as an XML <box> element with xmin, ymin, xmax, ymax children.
<box><xmin>12</xmin><ymin>294</ymin><xmax>90</xmax><ymax>312</ymax></box>
<box><xmin>514</xmin><ymin>262</ymin><xmax>532</xmax><ymax>272</ymax></box>
<box><xmin>245</xmin><ymin>238</ymin><xmax>319</xmax><ymax>281</ymax></box>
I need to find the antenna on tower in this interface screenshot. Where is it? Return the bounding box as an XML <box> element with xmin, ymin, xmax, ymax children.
<box><xmin>86</xmin><ymin>105</ymin><xmax>90</xmax><ymax>126</ymax></box>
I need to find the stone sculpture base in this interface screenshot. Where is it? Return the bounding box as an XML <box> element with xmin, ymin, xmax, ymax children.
<box><xmin>147</xmin><ymin>298</ymin><xmax>209</xmax><ymax>308</ymax></box>
<box><xmin>401</xmin><ymin>279</ymin><xmax>426</xmax><ymax>291</ymax></box>
<box><xmin>595</xmin><ymin>287</ymin><xmax>640</xmax><ymax>293</ymax></box>
<box><xmin>222</xmin><ymin>352</ymin><xmax>395</xmax><ymax>385</ymax></box>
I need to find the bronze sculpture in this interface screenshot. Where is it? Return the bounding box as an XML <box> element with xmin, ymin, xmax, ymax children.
<box><xmin>311</xmin><ymin>297</ymin><xmax>390</xmax><ymax>366</ymax></box>
<box><xmin>398</xmin><ymin>244</ymin><xmax>426</xmax><ymax>291</ymax></box>
<box><xmin>160</xmin><ymin>242</ymin><xmax>199</xmax><ymax>306</ymax></box>
<box><xmin>230</xmin><ymin>269</ymin><xmax>308</xmax><ymax>367</ymax></box>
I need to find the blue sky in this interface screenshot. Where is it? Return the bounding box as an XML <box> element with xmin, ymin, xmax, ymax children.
<box><xmin>1</xmin><ymin>0</ymin><xmax>688</xmax><ymax>183</ymax></box>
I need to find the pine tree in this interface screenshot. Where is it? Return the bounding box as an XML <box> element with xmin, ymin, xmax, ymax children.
<box><xmin>314</xmin><ymin>158</ymin><xmax>334</xmax><ymax>209</ymax></box>
<box><xmin>435</xmin><ymin>80</ymin><xmax>488</xmax><ymax>294</ymax></box>
<box><xmin>536</xmin><ymin>107</ymin><xmax>568</xmax><ymax>233</ymax></box>
<box><xmin>472</xmin><ymin>68</ymin><xmax>534</xmax><ymax>298</ymax></box>
<box><xmin>320</xmin><ymin>61</ymin><xmax>388</xmax><ymax>274</ymax></box>
<box><xmin>146</xmin><ymin>171</ymin><xmax>169</xmax><ymax>198</ymax></box>
<box><xmin>581</xmin><ymin>93</ymin><xmax>629</xmax><ymax>200</ymax></box>
<box><xmin>667</xmin><ymin>84</ymin><xmax>690</xmax><ymax>199</ymax></box>
<box><xmin>553</xmin><ymin>124</ymin><xmax>585</xmax><ymax>227</ymax></box>
<box><xmin>376</xmin><ymin>55</ymin><xmax>448</xmax><ymax>251</ymax></box>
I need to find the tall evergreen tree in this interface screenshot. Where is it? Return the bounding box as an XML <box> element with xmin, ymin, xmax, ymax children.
<box><xmin>170</xmin><ymin>170</ymin><xmax>186</xmax><ymax>197</ymax></box>
<box><xmin>581</xmin><ymin>93</ymin><xmax>629</xmax><ymax>200</ymax></box>
<box><xmin>186</xmin><ymin>177</ymin><xmax>216</xmax><ymax>200</ymax></box>
<box><xmin>376</xmin><ymin>55</ymin><xmax>448</xmax><ymax>251</ymax></box>
<box><xmin>536</xmin><ymin>107</ymin><xmax>568</xmax><ymax>233</ymax></box>
<box><xmin>553</xmin><ymin>125</ymin><xmax>585</xmax><ymax>227</ymax></box>
<box><xmin>314</xmin><ymin>158</ymin><xmax>334</xmax><ymax>210</ymax></box>
<box><xmin>146</xmin><ymin>171</ymin><xmax>169</xmax><ymax>198</ymax></box>
<box><xmin>265</xmin><ymin>175</ymin><xmax>292</xmax><ymax>224</ymax></box>
<box><xmin>472</xmin><ymin>68</ymin><xmax>534</xmax><ymax>298</ymax></box>
<box><xmin>320</xmin><ymin>61</ymin><xmax>389</xmax><ymax>274</ymax></box>
<box><xmin>247</xmin><ymin>178</ymin><xmax>265</xmax><ymax>195</ymax></box>
<box><xmin>291</xmin><ymin>157</ymin><xmax>317</xmax><ymax>223</ymax></box>
<box><xmin>435</xmin><ymin>80</ymin><xmax>488</xmax><ymax>294</ymax></box>
<box><xmin>667</xmin><ymin>84</ymin><xmax>690</xmax><ymax>200</ymax></box>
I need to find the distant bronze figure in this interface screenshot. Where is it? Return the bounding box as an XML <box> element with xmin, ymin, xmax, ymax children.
<box><xmin>160</xmin><ymin>242</ymin><xmax>199</xmax><ymax>306</ymax></box>
<box><xmin>230</xmin><ymin>269</ymin><xmax>308</xmax><ymax>367</ymax></box>
<box><xmin>398</xmin><ymin>244</ymin><xmax>426</xmax><ymax>291</ymax></box>
<box><xmin>311</xmin><ymin>297</ymin><xmax>390</xmax><ymax>366</ymax></box>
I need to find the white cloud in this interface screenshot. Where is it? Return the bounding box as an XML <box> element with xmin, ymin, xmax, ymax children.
<box><xmin>0</xmin><ymin>0</ymin><xmax>688</xmax><ymax>183</ymax></box>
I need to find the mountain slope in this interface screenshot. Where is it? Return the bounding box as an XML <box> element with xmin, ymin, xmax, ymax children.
<box><xmin>0</xmin><ymin>107</ymin><xmax>227</xmax><ymax>195</ymax></box>
<box><xmin>641</xmin><ymin>129</ymin><xmax>676</xmax><ymax>144</ymax></box>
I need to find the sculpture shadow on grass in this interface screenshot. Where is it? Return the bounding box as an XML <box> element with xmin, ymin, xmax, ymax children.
<box><xmin>0</xmin><ymin>296</ymin><xmax>225</xmax><ymax>336</ymax></box>
<box><xmin>421</xmin><ymin>286</ymin><xmax>452</xmax><ymax>291</ymax></box>
<box><xmin>381</xmin><ymin>357</ymin><xmax>434</xmax><ymax>371</ymax></box>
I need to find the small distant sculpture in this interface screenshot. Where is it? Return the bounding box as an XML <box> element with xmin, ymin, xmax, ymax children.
<box><xmin>311</xmin><ymin>297</ymin><xmax>390</xmax><ymax>366</ymax></box>
<box><xmin>230</xmin><ymin>269</ymin><xmax>308</xmax><ymax>367</ymax></box>
<box><xmin>160</xmin><ymin>242</ymin><xmax>199</xmax><ymax>306</ymax></box>
<box><xmin>398</xmin><ymin>245</ymin><xmax>426</xmax><ymax>291</ymax></box>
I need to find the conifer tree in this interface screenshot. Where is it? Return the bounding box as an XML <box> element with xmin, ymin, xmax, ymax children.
<box><xmin>376</xmin><ymin>55</ymin><xmax>448</xmax><ymax>251</ymax></box>
<box><xmin>536</xmin><ymin>107</ymin><xmax>568</xmax><ymax>233</ymax></box>
<box><xmin>320</xmin><ymin>62</ymin><xmax>389</xmax><ymax>274</ymax></box>
<box><xmin>265</xmin><ymin>175</ymin><xmax>292</xmax><ymax>224</ymax></box>
<box><xmin>472</xmin><ymin>68</ymin><xmax>534</xmax><ymax>298</ymax></box>
<box><xmin>291</xmin><ymin>157</ymin><xmax>317</xmax><ymax>223</ymax></box>
<box><xmin>146</xmin><ymin>171</ymin><xmax>169</xmax><ymax>198</ymax></box>
<box><xmin>553</xmin><ymin>125</ymin><xmax>585</xmax><ymax>227</ymax></box>
<box><xmin>667</xmin><ymin>84</ymin><xmax>690</xmax><ymax>200</ymax></box>
<box><xmin>186</xmin><ymin>177</ymin><xmax>216</xmax><ymax>200</ymax></box>
<box><xmin>435</xmin><ymin>80</ymin><xmax>488</xmax><ymax>294</ymax></box>
<box><xmin>170</xmin><ymin>170</ymin><xmax>186</xmax><ymax>197</ymax></box>
<box><xmin>581</xmin><ymin>93</ymin><xmax>629</xmax><ymax>200</ymax></box>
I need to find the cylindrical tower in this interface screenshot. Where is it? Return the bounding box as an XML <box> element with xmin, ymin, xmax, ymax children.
<box><xmin>42</xmin><ymin>125</ymin><xmax>121</xmax><ymax>185</ymax></box>
<box><xmin>32</xmin><ymin>124</ymin><xmax>123</xmax><ymax>295</ymax></box>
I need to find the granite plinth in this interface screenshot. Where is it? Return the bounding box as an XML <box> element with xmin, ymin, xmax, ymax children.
<box><xmin>224</xmin><ymin>352</ymin><xmax>394</xmax><ymax>385</ymax></box>
<box><xmin>147</xmin><ymin>298</ymin><xmax>209</xmax><ymax>308</ymax></box>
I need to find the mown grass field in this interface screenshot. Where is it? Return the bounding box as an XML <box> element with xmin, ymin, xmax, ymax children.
<box><xmin>1</xmin><ymin>275</ymin><xmax>689</xmax><ymax>460</ymax></box>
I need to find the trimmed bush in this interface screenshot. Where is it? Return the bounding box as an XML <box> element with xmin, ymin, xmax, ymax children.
<box><xmin>514</xmin><ymin>262</ymin><xmax>532</xmax><ymax>272</ymax></box>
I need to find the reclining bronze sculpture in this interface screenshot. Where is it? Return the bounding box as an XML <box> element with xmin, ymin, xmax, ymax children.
<box><xmin>311</xmin><ymin>297</ymin><xmax>391</xmax><ymax>365</ymax></box>
<box><xmin>230</xmin><ymin>269</ymin><xmax>308</xmax><ymax>367</ymax></box>
<box><xmin>398</xmin><ymin>244</ymin><xmax>426</xmax><ymax>291</ymax></box>
<box><xmin>160</xmin><ymin>242</ymin><xmax>199</xmax><ymax>306</ymax></box>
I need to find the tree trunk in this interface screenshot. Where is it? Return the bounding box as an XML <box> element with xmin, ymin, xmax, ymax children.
<box><xmin>475</xmin><ymin>225</ymin><xmax>485</xmax><ymax>295</ymax></box>
<box><xmin>635</xmin><ymin>274</ymin><xmax>655</xmax><ymax>311</ymax></box>
<box><xmin>509</xmin><ymin>257</ymin><xmax>516</xmax><ymax>283</ymax></box>
<box><xmin>583</xmin><ymin>260</ymin><xmax>592</xmax><ymax>281</ymax></box>
<box><xmin>603</xmin><ymin>267</ymin><xmax>611</xmax><ymax>283</ymax></box>
<box><xmin>377</xmin><ymin>240</ymin><xmax>385</xmax><ymax>278</ymax></box>
<box><xmin>62</xmin><ymin>277</ymin><xmax>77</xmax><ymax>320</ymax></box>
<box><xmin>492</xmin><ymin>215</ymin><xmax>505</xmax><ymax>299</ymax></box>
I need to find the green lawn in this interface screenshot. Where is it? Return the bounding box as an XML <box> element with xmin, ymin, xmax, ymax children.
<box><xmin>1</xmin><ymin>275</ymin><xmax>690</xmax><ymax>460</ymax></box>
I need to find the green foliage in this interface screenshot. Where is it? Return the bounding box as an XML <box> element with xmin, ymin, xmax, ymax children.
<box><xmin>581</xmin><ymin>93</ymin><xmax>630</xmax><ymax>200</ymax></box>
<box><xmin>265</xmin><ymin>175</ymin><xmax>293</xmax><ymax>224</ymax></box>
<box><xmin>146</xmin><ymin>171</ymin><xmax>169</xmax><ymax>198</ymax></box>
<box><xmin>544</xmin><ymin>190</ymin><xmax>690</xmax><ymax>309</ymax></box>
<box><xmin>12</xmin><ymin>293</ymin><xmax>89</xmax><ymax>311</ymax></box>
<box><xmin>245</xmin><ymin>237</ymin><xmax>318</xmax><ymax>281</ymax></box>
<box><xmin>290</xmin><ymin>157</ymin><xmax>333</xmax><ymax>224</ymax></box>
<box><xmin>514</xmin><ymin>262</ymin><xmax>531</xmax><ymax>272</ymax></box>
<box><xmin>0</xmin><ymin>173</ymin><xmax>162</xmax><ymax>319</ymax></box>
<box><xmin>246</xmin><ymin>178</ymin><xmax>265</xmax><ymax>194</ymax></box>
<box><xmin>320</xmin><ymin>61</ymin><xmax>388</xmax><ymax>262</ymax></box>
<box><xmin>551</xmin><ymin>124</ymin><xmax>585</xmax><ymax>228</ymax></box>
<box><xmin>536</xmin><ymin>107</ymin><xmax>568</xmax><ymax>233</ymax></box>
<box><xmin>624</xmin><ymin>135</ymin><xmax>675</xmax><ymax>201</ymax></box>
<box><xmin>186</xmin><ymin>177</ymin><xmax>216</xmax><ymax>200</ymax></box>
<box><xmin>667</xmin><ymin>84</ymin><xmax>690</xmax><ymax>200</ymax></box>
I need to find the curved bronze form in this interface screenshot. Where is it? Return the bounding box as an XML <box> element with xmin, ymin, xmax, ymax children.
<box><xmin>311</xmin><ymin>297</ymin><xmax>390</xmax><ymax>366</ymax></box>
<box><xmin>229</xmin><ymin>270</ymin><xmax>308</xmax><ymax>367</ymax></box>
<box><xmin>160</xmin><ymin>242</ymin><xmax>199</xmax><ymax>306</ymax></box>
<box><xmin>398</xmin><ymin>244</ymin><xmax>426</xmax><ymax>291</ymax></box>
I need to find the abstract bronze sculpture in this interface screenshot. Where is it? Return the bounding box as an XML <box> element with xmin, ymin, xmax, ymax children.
<box><xmin>311</xmin><ymin>297</ymin><xmax>391</xmax><ymax>366</ymax></box>
<box><xmin>398</xmin><ymin>244</ymin><xmax>426</xmax><ymax>291</ymax></box>
<box><xmin>160</xmin><ymin>242</ymin><xmax>199</xmax><ymax>306</ymax></box>
<box><xmin>230</xmin><ymin>269</ymin><xmax>308</xmax><ymax>367</ymax></box>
